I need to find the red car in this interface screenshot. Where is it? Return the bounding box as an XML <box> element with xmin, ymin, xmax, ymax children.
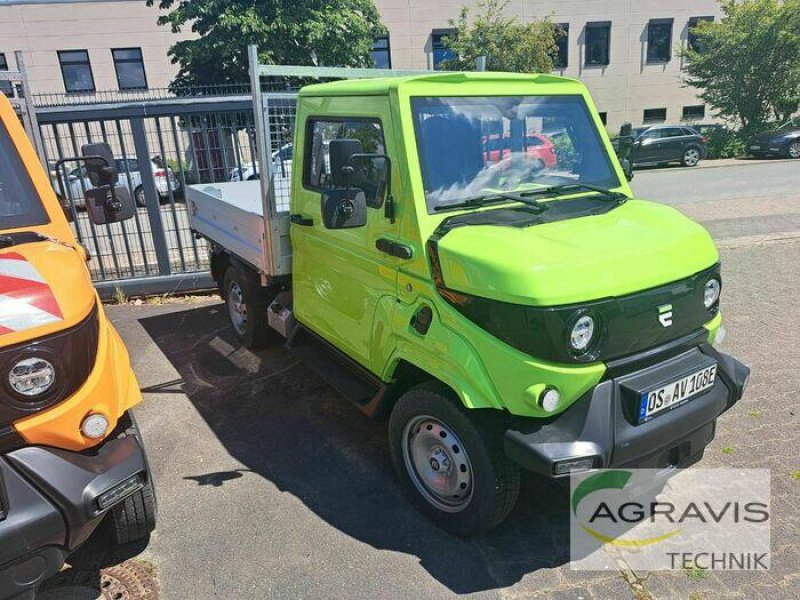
<box><xmin>483</xmin><ymin>132</ymin><xmax>558</xmax><ymax>169</ymax></box>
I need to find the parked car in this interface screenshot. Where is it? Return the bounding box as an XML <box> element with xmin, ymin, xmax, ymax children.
<box><xmin>230</xmin><ymin>144</ymin><xmax>293</xmax><ymax>182</ymax></box>
<box><xmin>745</xmin><ymin>118</ymin><xmax>800</xmax><ymax>159</ymax></box>
<box><xmin>56</xmin><ymin>157</ymin><xmax>180</xmax><ymax>208</ymax></box>
<box><xmin>628</xmin><ymin>125</ymin><xmax>708</xmax><ymax>168</ymax></box>
<box><xmin>482</xmin><ymin>132</ymin><xmax>558</xmax><ymax>169</ymax></box>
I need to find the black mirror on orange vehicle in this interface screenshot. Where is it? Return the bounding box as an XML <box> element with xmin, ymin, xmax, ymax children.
<box><xmin>81</xmin><ymin>142</ymin><xmax>118</xmax><ymax>187</ymax></box>
<box><xmin>86</xmin><ymin>184</ymin><xmax>135</xmax><ymax>225</ymax></box>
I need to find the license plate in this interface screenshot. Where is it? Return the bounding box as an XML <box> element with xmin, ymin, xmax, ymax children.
<box><xmin>638</xmin><ymin>364</ymin><xmax>717</xmax><ymax>423</ymax></box>
<box><xmin>749</xmin><ymin>145</ymin><xmax>761</xmax><ymax>150</ymax></box>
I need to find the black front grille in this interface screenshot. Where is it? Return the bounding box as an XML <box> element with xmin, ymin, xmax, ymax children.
<box><xmin>0</xmin><ymin>304</ymin><xmax>99</xmax><ymax>427</ymax></box>
<box><xmin>439</xmin><ymin>264</ymin><xmax>720</xmax><ymax>364</ymax></box>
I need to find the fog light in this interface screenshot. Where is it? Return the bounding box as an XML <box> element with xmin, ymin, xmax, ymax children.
<box><xmin>81</xmin><ymin>413</ymin><xmax>109</xmax><ymax>439</ymax></box>
<box><xmin>540</xmin><ymin>388</ymin><xmax>561</xmax><ymax>412</ymax></box>
<box><xmin>554</xmin><ymin>457</ymin><xmax>595</xmax><ymax>475</ymax></box>
<box><xmin>97</xmin><ymin>474</ymin><xmax>143</xmax><ymax>510</ymax></box>
<box><xmin>704</xmin><ymin>278</ymin><xmax>721</xmax><ymax>308</ymax></box>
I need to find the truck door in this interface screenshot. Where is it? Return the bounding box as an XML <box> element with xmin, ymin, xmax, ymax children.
<box><xmin>290</xmin><ymin>106</ymin><xmax>399</xmax><ymax>370</ymax></box>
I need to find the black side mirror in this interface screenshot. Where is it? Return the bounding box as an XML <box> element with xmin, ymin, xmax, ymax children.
<box><xmin>329</xmin><ymin>139</ymin><xmax>363</xmax><ymax>187</ymax></box>
<box><xmin>321</xmin><ymin>189</ymin><xmax>367</xmax><ymax>229</ymax></box>
<box><xmin>81</xmin><ymin>142</ymin><xmax>118</xmax><ymax>187</ymax></box>
<box><xmin>620</xmin><ymin>157</ymin><xmax>634</xmax><ymax>182</ymax></box>
<box><xmin>86</xmin><ymin>184</ymin><xmax>135</xmax><ymax>225</ymax></box>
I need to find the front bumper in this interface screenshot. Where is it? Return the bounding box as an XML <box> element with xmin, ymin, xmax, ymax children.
<box><xmin>504</xmin><ymin>344</ymin><xmax>749</xmax><ymax>477</ymax></box>
<box><xmin>0</xmin><ymin>421</ymin><xmax>148</xmax><ymax>600</ymax></box>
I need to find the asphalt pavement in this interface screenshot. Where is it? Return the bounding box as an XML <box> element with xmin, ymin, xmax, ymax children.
<box><xmin>40</xmin><ymin>158</ymin><xmax>800</xmax><ymax>600</ymax></box>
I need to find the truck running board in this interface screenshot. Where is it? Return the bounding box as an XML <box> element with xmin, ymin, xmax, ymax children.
<box><xmin>287</xmin><ymin>326</ymin><xmax>388</xmax><ymax>418</ymax></box>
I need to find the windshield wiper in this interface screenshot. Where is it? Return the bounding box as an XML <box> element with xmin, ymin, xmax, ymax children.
<box><xmin>0</xmin><ymin>231</ymin><xmax>48</xmax><ymax>248</ymax></box>
<box><xmin>530</xmin><ymin>183</ymin><xmax>628</xmax><ymax>203</ymax></box>
<box><xmin>433</xmin><ymin>183</ymin><xmax>626</xmax><ymax>213</ymax></box>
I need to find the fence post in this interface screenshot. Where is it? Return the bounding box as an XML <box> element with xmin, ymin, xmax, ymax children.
<box><xmin>130</xmin><ymin>117</ymin><xmax>172</xmax><ymax>276</ymax></box>
<box><xmin>14</xmin><ymin>51</ymin><xmax>46</xmax><ymax>168</ymax></box>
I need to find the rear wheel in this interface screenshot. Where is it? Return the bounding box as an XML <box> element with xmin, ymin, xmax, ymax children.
<box><xmin>682</xmin><ymin>147</ymin><xmax>701</xmax><ymax>167</ymax></box>
<box><xmin>223</xmin><ymin>264</ymin><xmax>273</xmax><ymax>348</ymax></box>
<box><xmin>389</xmin><ymin>382</ymin><xmax>520</xmax><ymax>536</ymax></box>
<box><xmin>788</xmin><ymin>141</ymin><xmax>800</xmax><ymax>159</ymax></box>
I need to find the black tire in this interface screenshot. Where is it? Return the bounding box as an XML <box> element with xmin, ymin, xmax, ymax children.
<box><xmin>682</xmin><ymin>146</ymin><xmax>702</xmax><ymax>167</ymax></box>
<box><xmin>111</xmin><ymin>476</ymin><xmax>157</xmax><ymax>545</ymax></box>
<box><xmin>388</xmin><ymin>382</ymin><xmax>520</xmax><ymax>536</ymax></box>
<box><xmin>110</xmin><ymin>412</ymin><xmax>157</xmax><ymax>545</ymax></box>
<box><xmin>134</xmin><ymin>185</ymin><xmax>146</xmax><ymax>207</ymax></box>
<box><xmin>223</xmin><ymin>263</ymin><xmax>273</xmax><ymax>349</ymax></box>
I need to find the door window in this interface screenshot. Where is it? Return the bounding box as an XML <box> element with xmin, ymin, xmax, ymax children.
<box><xmin>304</xmin><ymin>118</ymin><xmax>386</xmax><ymax>207</ymax></box>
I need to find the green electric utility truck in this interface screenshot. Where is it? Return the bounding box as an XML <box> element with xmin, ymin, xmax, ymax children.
<box><xmin>188</xmin><ymin>48</ymin><xmax>749</xmax><ymax>535</ymax></box>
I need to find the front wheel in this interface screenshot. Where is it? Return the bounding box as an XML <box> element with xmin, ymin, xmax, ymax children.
<box><xmin>111</xmin><ymin>476</ymin><xmax>157</xmax><ymax>545</ymax></box>
<box><xmin>787</xmin><ymin>141</ymin><xmax>800</xmax><ymax>159</ymax></box>
<box><xmin>682</xmin><ymin>147</ymin><xmax>701</xmax><ymax>167</ymax></box>
<box><xmin>388</xmin><ymin>382</ymin><xmax>520</xmax><ymax>536</ymax></box>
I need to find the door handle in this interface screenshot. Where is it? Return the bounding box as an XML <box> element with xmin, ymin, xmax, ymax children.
<box><xmin>290</xmin><ymin>214</ymin><xmax>313</xmax><ymax>226</ymax></box>
<box><xmin>376</xmin><ymin>237</ymin><xmax>412</xmax><ymax>259</ymax></box>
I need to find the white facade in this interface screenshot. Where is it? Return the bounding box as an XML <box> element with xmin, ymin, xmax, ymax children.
<box><xmin>374</xmin><ymin>0</ymin><xmax>724</xmax><ymax>129</ymax></box>
<box><xmin>0</xmin><ymin>0</ymin><xmax>723</xmax><ymax>128</ymax></box>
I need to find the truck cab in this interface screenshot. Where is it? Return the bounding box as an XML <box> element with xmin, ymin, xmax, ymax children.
<box><xmin>0</xmin><ymin>94</ymin><xmax>155</xmax><ymax>599</ymax></box>
<box><xmin>190</xmin><ymin>62</ymin><xmax>749</xmax><ymax>536</ymax></box>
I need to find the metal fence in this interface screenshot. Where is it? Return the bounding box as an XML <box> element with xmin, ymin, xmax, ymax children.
<box><xmin>33</xmin><ymin>93</ymin><xmax>294</xmax><ymax>299</ymax></box>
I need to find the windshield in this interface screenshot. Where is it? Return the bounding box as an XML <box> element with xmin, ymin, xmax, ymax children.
<box><xmin>0</xmin><ymin>120</ymin><xmax>49</xmax><ymax>230</ymax></box>
<box><xmin>411</xmin><ymin>95</ymin><xmax>619</xmax><ymax>212</ymax></box>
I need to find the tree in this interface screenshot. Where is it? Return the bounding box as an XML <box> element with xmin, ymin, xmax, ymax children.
<box><xmin>682</xmin><ymin>0</ymin><xmax>800</xmax><ymax>132</ymax></box>
<box><xmin>146</xmin><ymin>0</ymin><xmax>386</xmax><ymax>89</ymax></box>
<box><xmin>440</xmin><ymin>0</ymin><xmax>560</xmax><ymax>73</ymax></box>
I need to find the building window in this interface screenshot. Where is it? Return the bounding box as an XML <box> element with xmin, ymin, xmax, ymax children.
<box><xmin>0</xmin><ymin>53</ymin><xmax>13</xmax><ymax>96</ymax></box>
<box><xmin>647</xmin><ymin>19</ymin><xmax>673</xmax><ymax>63</ymax></box>
<box><xmin>553</xmin><ymin>23</ymin><xmax>569</xmax><ymax>69</ymax></box>
<box><xmin>371</xmin><ymin>35</ymin><xmax>391</xmax><ymax>69</ymax></box>
<box><xmin>58</xmin><ymin>50</ymin><xmax>95</xmax><ymax>93</ymax></box>
<box><xmin>643</xmin><ymin>108</ymin><xmax>667</xmax><ymax>123</ymax></box>
<box><xmin>682</xmin><ymin>105</ymin><xmax>705</xmax><ymax>121</ymax></box>
<box><xmin>432</xmin><ymin>29</ymin><xmax>457</xmax><ymax>70</ymax></box>
<box><xmin>585</xmin><ymin>22</ymin><xmax>611</xmax><ymax>66</ymax></box>
<box><xmin>598</xmin><ymin>112</ymin><xmax>608</xmax><ymax>125</ymax></box>
<box><xmin>688</xmin><ymin>16</ymin><xmax>714</xmax><ymax>54</ymax></box>
<box><xmin>112</xmin><ymin>48</ymin><xmax>147</xmax><ymax>90</ymax></box>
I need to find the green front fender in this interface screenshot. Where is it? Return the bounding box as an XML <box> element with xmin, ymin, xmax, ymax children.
<box><xmin>373</xmin><ymin>290</ymin><xmax>607</xmax><ymax>418</ymax></box>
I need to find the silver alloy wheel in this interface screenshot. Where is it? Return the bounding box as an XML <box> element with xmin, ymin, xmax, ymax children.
<box><xmin>227</xmin><ymin>281</ymin><xmax>247</xmax><ymax>335</ymax></box>
<box><xmin>684</xmin><ymin>148</ymin><xmax>700</xmax><ymax>166</ymax></box>
<box><xmin>789</xmin><ymin>141</ymin><xmax>800</xmax><ymax>159</ymax></box>
<box><xmin>402</xmin><ymin>415</ymin><xmax>474</xmax><ymax>512</ymax></box>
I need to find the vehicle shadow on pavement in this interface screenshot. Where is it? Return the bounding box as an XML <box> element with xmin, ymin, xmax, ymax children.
<box><xmin>139</xmin><ymin>305</ymin><xmax>576</xmax><ymax>594</ymax></box>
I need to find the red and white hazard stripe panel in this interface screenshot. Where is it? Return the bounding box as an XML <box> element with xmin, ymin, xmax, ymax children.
<box><xmin>0</xmin><ymin>252</ymin><xmax>63</xmax><ymax>335</ymax></box>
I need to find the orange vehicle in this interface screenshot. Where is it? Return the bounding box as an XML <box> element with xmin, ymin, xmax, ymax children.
<box><xmin>0</xmin><ymin>94</ymin><xmax>155</xmax><ymax>599</ymax></box>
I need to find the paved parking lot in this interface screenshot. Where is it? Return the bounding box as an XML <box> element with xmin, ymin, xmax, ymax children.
<box><xmin>41</xmin><ymin>159</ymin><xmax>799</xmax><ymax>599</ymax></box>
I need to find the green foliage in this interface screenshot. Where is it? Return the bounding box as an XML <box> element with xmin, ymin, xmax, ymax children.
<box><xmin>440</xmin><ymin>0</ymin><xmax>559</xmax><ymax>73</ymax></box>
<box><xmin>681</xmin><ymin>0</ymin><xmax>800</xmax><ymax>134</ymax></box>
<box><xmin>146</xmin><ymin>0</ymin><xmax>385</xmax><ymax>89</ymax></box>
<box><xmin>705</xmin><ymin>128</ymin><xmax>746</xmax><ymax>159</ymax></box>
<box><xmin>551</xmin><ymin>132</ymin><xmax>578</xmax><ymax>170</ymax></box>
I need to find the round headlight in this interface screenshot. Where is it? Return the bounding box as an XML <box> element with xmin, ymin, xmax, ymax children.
<box><xmin>704</xmin><ymin>278</ymin><xmax>721</xmax><ymax>308</ymax></box>
<box><xmin>570</xmin><ymin>315</ymin><xmax>595</xmax><ymax>352</ymax></box>
<box><xmin>8</xmin><ymin>357</ymin><xmax>56</xmax><ymax>398</ymax></box>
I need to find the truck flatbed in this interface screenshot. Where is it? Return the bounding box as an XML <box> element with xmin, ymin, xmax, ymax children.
<box><xmin>187</xmin><ymin>180</ymin><xmax>291</xmax><ymax>277</ymax></box>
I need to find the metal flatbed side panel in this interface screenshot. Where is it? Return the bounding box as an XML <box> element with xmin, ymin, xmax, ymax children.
<box><xmin>187</xmin><ymin>181</ymin><xmax>292</xmax><ymax>276</ymax></box>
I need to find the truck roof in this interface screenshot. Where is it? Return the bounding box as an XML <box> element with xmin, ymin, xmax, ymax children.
<box><xmin>299</xmin><ymin>71</ymin><xmax>584</xmax><ymax>97</ymax></box>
